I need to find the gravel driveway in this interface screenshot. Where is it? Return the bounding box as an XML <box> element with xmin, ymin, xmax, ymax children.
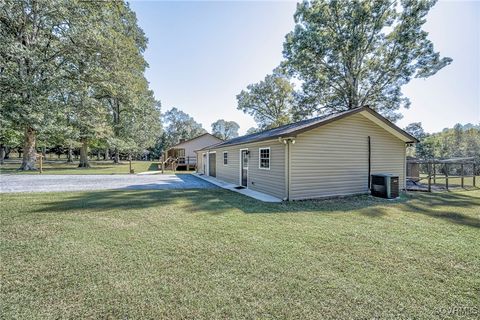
<box><xmin>0</xmin><ymin>174</ymin><xmax>216</xmax><ymax>193</ymax></box>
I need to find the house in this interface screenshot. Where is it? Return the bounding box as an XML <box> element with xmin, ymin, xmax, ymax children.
<box><xmin>166</xmin><ymin>133</ymin><xmax>222</xmax><ymax>170</ymax></box>
<box><xmin>196</xmin><ymin>107</ymin><xmax>417</xmax><ymax>200</ymax></box>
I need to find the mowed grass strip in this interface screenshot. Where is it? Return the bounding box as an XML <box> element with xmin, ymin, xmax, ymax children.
<box><xmin>1</xmin><ymin>189</ymin><xmax>479</xmax><ymax>319</ymax></box>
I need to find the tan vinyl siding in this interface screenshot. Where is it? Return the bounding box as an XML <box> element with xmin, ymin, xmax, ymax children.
<box><xmin>212</xmin><ymin>147</ymin><xmax>239</xmax><ymax>185</ymax></box>
<box><xmin>196</xmin><ymin>152</ymin><xmax>207</xmax><ymax>174</ymax></box>
<box><xmin>290</xmin><ymin>113</ymin><xmax>406</xmax><ymax>200</ymax></box>
<box><xmin>208</xmin><ymin>140</ymin><xmax>286</xmax><ymax>199</ymax></box>
<box><xmin>173</xmin><ymin>134</ymin><xmax>222</xmax><ymax>159</ymax></box>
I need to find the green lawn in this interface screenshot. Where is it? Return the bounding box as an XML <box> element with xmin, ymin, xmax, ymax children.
<box><xmin>0</xmin><ymin>160</ymin><xmax>186</xmax><ymax>175</ymax></box>
<box><xmin>418</xmin><ymin>174</ymin><xmax>479</xmax><ymax>188</ymax></box>
<box><xmin>1</xmin><ymin>189</ymin><xmax>479</xmax><ymax>319</ymax></box>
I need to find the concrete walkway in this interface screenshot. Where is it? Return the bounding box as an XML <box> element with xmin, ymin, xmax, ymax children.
<box><xmin>194</xmin><ymin>173</ymin><xmax>282</xmax><ymax>203</ymax></box>
<box><xmin>0</xmin><ymin>174</ymin><xmax>216</xmax><ymax>193</ymax></box>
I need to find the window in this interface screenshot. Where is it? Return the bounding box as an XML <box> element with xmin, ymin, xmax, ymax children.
<box><xmin>223</xmin><ymin>152</ymin><xmax>228</xmax><ymax>165</ymax></box>
<box><xmin>259</xmin><ymin>147</ymin><xmax>270</xmax><ymax>169</ymax></box>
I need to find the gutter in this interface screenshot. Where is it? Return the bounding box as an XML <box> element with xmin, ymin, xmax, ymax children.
<box><xmin>279</xmin><ymin>137</ymin><xmax>295</xmax><ymax>201</ymax></box>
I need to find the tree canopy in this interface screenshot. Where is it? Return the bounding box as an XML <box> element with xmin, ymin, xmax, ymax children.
<box><xmin>161</xmin><ymin>108</ymin><xmax>206</xmax><ymax>150</ymax></box>
<box><xmin>0</xmin><ymin>0</ymin><xmax>161</xmax><ymax>169</ymax></box>
<box><xmin>405</xmin><ymin>122</ymin><xmax>480</xmax><ymax>162</ymax></box>
<box><xmin>236</xmin><ymin>72</ymin><xmax>295</xmax><ymax>130</ymax></box>
<box><xmin>211</xmin><ymin>120</ymin><xmax>239</xmax><ymax>140</ymax></box>
<box><xmin>282</xmin><ymin>0</ymin><xmax>452</xmax><ymax>121</ymax></box>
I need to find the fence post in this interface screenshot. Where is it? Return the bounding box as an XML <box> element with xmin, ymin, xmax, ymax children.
<box><xmin>161</xmin><ymin>153</ymin><xmax>164</xmax><ymax>174</ymax></box>
<box><xmin>461</xmin><ymin>163</ymin><xmax>464</xmax><ymax>188</ymax></box>
<box><xmin>427</xmin><ymin>163</ymin><xmax>431</xmax><ymax>192</ymax></box>
<box><xmin>445</xmin><ymin>163</ymin><xmax>449</xmax><ymax>190</ymax></box>
<box><xmin>433</xmin><ymin>163</ymin><xmax>436</xmax><ymax>184</ymax></box>
<box><xmin>473</xmin><ymin>163</ymin><xmax>476</xmax><ymax>187</ymax></box>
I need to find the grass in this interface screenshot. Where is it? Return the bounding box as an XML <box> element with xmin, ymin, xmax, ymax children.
<box><xmin>418</xmin><ymin>174</ymin><xmax>479</xmax><ymax>187</ymax></box>
<box><xmin>1</xmin><ymin>189</ymin><xmax>479</xmax><ymax>319</ymax></box>
<box><xmin>0</xmin><ymin>160</ymin><xmax>190</xmax><ymax>175</ymax></box>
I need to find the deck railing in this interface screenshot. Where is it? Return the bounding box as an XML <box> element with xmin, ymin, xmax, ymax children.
<box><xmin>177</xmin><ymin>156</ymin><xmax>196</xmax><ymax>166</ymax></box>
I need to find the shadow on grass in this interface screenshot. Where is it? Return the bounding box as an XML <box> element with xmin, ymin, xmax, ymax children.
<box><xmin>399</xmin><ymin>192</ymin><xmax>480</xmax><ymax>228</ymax></box>
<box><xmin>32</xmin><ymin>188</ymin><xmax>480</xmax><ymax>228</ymax></box>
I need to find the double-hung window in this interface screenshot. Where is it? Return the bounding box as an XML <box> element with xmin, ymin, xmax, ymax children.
<box><xmin>223</xmin><ymin>152</ymin><xmax>228</xmax><ymax>165</ymax></box>
<box><xmin>259</xmin><ymin>147</ymin><xmax>270</xmax><ymax>169</ymax></box>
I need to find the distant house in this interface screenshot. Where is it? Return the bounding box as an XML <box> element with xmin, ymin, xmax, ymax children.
<box><xmin>196</xmin><ymin>107</ymin><xmax>417</xmax><ymax>200</ymax></box>
<box><xmin>166</xmin><ymin>133</ymin><xmax>222</xmax><ymax>170</ymax></box>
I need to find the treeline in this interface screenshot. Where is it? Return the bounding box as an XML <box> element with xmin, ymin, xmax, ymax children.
<box><xmin>405</xmin><ymin>123</ymin><xmax>480</xmax><ymax>163</ymax></box>
<box><xmin>0</xmin><ymin>0</ymin><xmax>161</xmax><ymax>169</ymax></box>
<box><xmin>151</xmin><ymin>108</ymin><xmax>240</xmax><ymax>156</ymax></box>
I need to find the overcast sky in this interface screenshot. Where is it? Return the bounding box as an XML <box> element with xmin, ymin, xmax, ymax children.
<box><xmin>130</xmin><ymin>0</ymin><xmax>480</xmax><ymax>134</ymax></box>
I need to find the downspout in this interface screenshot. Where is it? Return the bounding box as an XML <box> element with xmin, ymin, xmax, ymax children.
<box><xmin>404</xmin><ymin>143</ymin><xmax>408</xmax><ymax>192</ymax></box>
<box><xmin>368</xmin><ymin>136</ymin><xmax>371</xmax><ymax>193</ymax></box>
<box><xmin>280</xmin><ymin>137</ymin><xmax>292</xmax><ymax>201</ymax></box>
<box><xmin>285</xmin><ymin>141</ymin><xmax>290</xmax><ymax>201</ymax></box>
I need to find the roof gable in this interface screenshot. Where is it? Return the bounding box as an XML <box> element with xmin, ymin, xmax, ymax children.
<box><xmin>168</xmin><ymin>133</ymin><xmax>222</xmax><ymax>150</ymax></box>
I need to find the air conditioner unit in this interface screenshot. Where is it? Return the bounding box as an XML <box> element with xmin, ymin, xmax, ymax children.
<box><xmin>371</xmin><ymin>174</ymin><xmax>399</xmax><ymax>199</ymax></box>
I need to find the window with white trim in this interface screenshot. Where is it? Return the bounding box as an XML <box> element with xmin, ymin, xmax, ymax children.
<box><xmin>223</xmin><ymin>151</ymin><xmax>228</xmax><ymax>165</ymax></box>
<box><xmin>259</xmin><ymin>147</ymin><xmax>270</xmax><ymax>169</ymax></box>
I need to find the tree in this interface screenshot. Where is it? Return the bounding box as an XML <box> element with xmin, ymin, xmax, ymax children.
<box><xmin>405</xmin><ymin>122</ymin><xmax>426</xmax><ymax>140</ymax></box>
<box><xmin>0</xmin><ymin>114</ymin><xmax>21</xmax><ymax>164</ymax></box>
<box><xmin>410</xmin><ymin>123</ymin><xmax>480</xmax><ymax>163</ymax></box>
<box><xmin>0</xmin><ymin>0</ymin><xmax>76</xmax><ymax>169</ymax></box>
<box><xmin>211</xmin><ymin>120</ymin><xmax>239</xmax><ymax>140</ymax></box>
<box><xmin>237</xmin><ymin>72</ymin><xmax>295</xmax><ymax>129</ymax></box>
<box><xmin>0</xmin><ymin>0</ymin><xmax>161</xmax><ymax>169</ymax></box>
<box><xmin>246</xmin><ymin>127</ymin><xmax>259</xmax><ymax>135</ymax></box>
<box><xmin>404</xmin><ymin>122</ymin><xmax>428</xmax><ymax>157</ymax></box>
<box><xmin>109</xmin><ymin>90</ymin><xmax>162</xmax><ymax>160</ymax></box>
<box><xmin>283</xmin><ymin>0</ymin><xmax>452</xmax><ymax>121</ymax></box>
<box><xmin>162</xmin><ymin>108</ymin><xmax>206</xmax><ymax>150</ymax></box>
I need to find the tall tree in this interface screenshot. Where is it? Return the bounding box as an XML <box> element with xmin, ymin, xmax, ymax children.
<box><xmin>108</xmin><ymin>89</ymin><xmax>162</xmax><ymax>160</ymax></box>
<box><xmin>0</xmin><ymin>0</ymin><xmax>74</xmax><ymax>169</ymax></box>
<box><xmin>162</xmin><ymin>108</ymin><xmax>206</xmax><ymax>150</ymax></box>
<box><xmin>404</xmin><ymin>122</ymin><xmax>428</xmax><ymax>157</ymax></box>
<box><xmin>404</xmin><ymin>122</ymin><xmax>427</xmax><ymax>140</ymax></box>
<box><xmin>283</xmin><ymin>0</ymin><xmax>452</xmax><ymax>121</ymax></box>
<box><xmin>0</xmin><ymin>0</ymin><xmax>160</xmax><ymax>168</ymax></box>
<box><xmin>211</xmin><ymin>119</ymin><xmax>239</xmax><ymax>140</ymax></box>
<box><xmin>95</xmin><ymin>2</ymin><xmax>150</xmax><ymax>164</ymax></box>
<box><xmin>237</xmin><ymin>72</ymin><xmax>295</xmax><ymax>129</ymax></box>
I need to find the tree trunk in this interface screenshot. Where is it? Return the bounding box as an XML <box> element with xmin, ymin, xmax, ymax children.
<box><xmin>104</xmin><ymin>148</ymin><xmax>109</xmax><ymax>160</ymax></box>
<box><xmin>67</xmin><ymin>146</ymin><xmax>73</xmax><ymax>163</ymax></box>
<box><xmin>78</xmin><ymin>139</ymin><xmax>90</xmax><ymax>168</ymax></box>
<box><xmin>113</xmin><ymin>148</ymin><xmax>120</xmax><ymax>164</ymax></box>
<box><xmin>19</xmin><ymin>127</ymin><xmax>37</xmax><ymax>170</ymax></box>
<box><xmin>0</xmin><ymin>144</ymin><xmax>5</xmax><ymax>165</ymax></box>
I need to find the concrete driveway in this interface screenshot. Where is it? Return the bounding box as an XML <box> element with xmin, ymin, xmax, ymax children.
<box><xmin>0</xmin><ymin>174</ymin><xmax>216</xmax><ymax>193</ymax></box>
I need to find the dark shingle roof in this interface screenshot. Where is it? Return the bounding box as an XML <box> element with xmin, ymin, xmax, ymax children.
<box><xmin>199</xmin><ymin>107</ymin><xmax>417</xmax><ymax>151</ymax></box>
